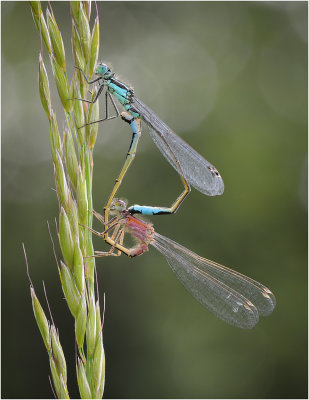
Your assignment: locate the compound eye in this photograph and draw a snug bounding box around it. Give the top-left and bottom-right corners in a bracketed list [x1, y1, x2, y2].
[118, 200, 126, 209]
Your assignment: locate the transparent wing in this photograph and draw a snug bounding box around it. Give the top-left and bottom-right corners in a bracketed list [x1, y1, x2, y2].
[131, 97, 224, 196]
[152, 232, 276, 329]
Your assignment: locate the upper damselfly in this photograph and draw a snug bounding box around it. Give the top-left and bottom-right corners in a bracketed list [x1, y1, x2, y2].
[72, 64, 224, 225]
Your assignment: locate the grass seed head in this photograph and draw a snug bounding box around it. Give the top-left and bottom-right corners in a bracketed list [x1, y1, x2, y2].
[83, 1, 91, 21]
[31, 287, 51, 352]
[60, 261, 82, 317]
[46, 8, 66, 70]
[84, 241, 95, 277]
[70, 1, 81, 28]
[50, 357, 61, 397]
[59, 375, 70, 399]
[39, 53, 52, 119]
[78, 6, 91, 62]
[50, 325, 67, 383]
[29, 1, 41, 16]
[86, 292, 96, 357]
[88, 16, 99, 79]
[87, 86, 99, 148]
[75, 295, 87, 350]
[49, 111, 62, 164]
[50, 55, 72, 112]
[59, 206, 75, 269]
[55, 151, 71, 211]
[74, 245, 85, 294]
[73, 89, 86, 144]
[72, 24, 85, 71]
[77, 358, 92, 399]
[64, 126, 78, 191]
[95, 300, 102, 337]
[77, 166, 88, 225]
[31, 7, 52, 54]
[67, 198, 80, 242]
[93, 332, 105, 397]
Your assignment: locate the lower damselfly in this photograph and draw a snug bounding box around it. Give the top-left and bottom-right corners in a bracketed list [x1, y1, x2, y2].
[85, 198, 276, 330]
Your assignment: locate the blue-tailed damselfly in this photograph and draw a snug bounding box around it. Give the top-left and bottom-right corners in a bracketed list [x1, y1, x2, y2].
[72, 64, 224, 225]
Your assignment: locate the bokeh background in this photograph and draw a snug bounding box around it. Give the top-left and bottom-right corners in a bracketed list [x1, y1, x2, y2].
[2, 1, 307, 398]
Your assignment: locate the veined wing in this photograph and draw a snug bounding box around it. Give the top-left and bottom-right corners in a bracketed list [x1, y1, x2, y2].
[152, 232, 276, 329]
[131, 97, 224, 196]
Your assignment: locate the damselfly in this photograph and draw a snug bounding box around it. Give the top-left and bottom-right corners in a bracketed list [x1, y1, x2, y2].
[86, 198, 276, 329]
[72, 64, 224, 224]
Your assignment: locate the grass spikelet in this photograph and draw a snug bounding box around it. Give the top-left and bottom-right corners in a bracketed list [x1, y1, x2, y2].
[50, 54, 72, 112]
[39, 52, 52, 119]
[30, 1, 52, 54]
[31, 287, 51, 352]
[86, 292, 96, 358]
[78, 6, 91, 62]
[89, 15, 99, 79]
[72, 24, 85, 71]
[50, 325, 67, 383]
[76, 166, 88, 226]
[54, 151, 71, 211]
[75, 295, 87, 350]
[87, 86, 99, 147]
[74, 245, 85, 293]
[60, 261, 81, 317]
[70, 2, 80, 28]
[72, 88, 86, 142]
[63, 126, 78, 191]
[49, 112, 62, 163]
[46, 8, 66, 70]
[93, 330, 105, 398]
[50, 357, 69, 399]
[59, 207, 75, 269]
[77, 358, 92, 399]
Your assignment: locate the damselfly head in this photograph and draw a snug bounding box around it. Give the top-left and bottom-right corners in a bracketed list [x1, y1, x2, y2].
[96, 63, 113, 79]
[110, 198, 127, 215]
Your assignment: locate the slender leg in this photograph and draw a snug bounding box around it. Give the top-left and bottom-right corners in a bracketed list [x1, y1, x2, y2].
[90, 226, 124, 258]
[74, 66, 102, 85]
[78, 91, 121, 129]
[107, 92, 120, 118]
[81, 215, 121, 239]
[89, 211, 132, 257]
[111, 227, 125, 257]
[70, 82, 105, 105]
[102, 111, 190, 224]
[121, 117, 190, 216]
[81, 225, 105, 239]
[91, 223, 134, 258]
[106, 226, 125, 257]
[84, 215, 126, 257]
[91, 210, 116, 226]
[104, 114, 142, 237]
[128, 170, 191, 216]
[104, 233, 132, 257]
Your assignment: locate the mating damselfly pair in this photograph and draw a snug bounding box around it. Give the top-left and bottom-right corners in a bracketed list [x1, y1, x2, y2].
[73, 63, 276, 329]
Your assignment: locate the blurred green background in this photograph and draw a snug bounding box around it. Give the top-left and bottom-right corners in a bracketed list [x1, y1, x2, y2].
[2, 1, 307, 398]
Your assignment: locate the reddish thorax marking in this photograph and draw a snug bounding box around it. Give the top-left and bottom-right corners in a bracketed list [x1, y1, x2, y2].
[120, 212, 155, 257]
